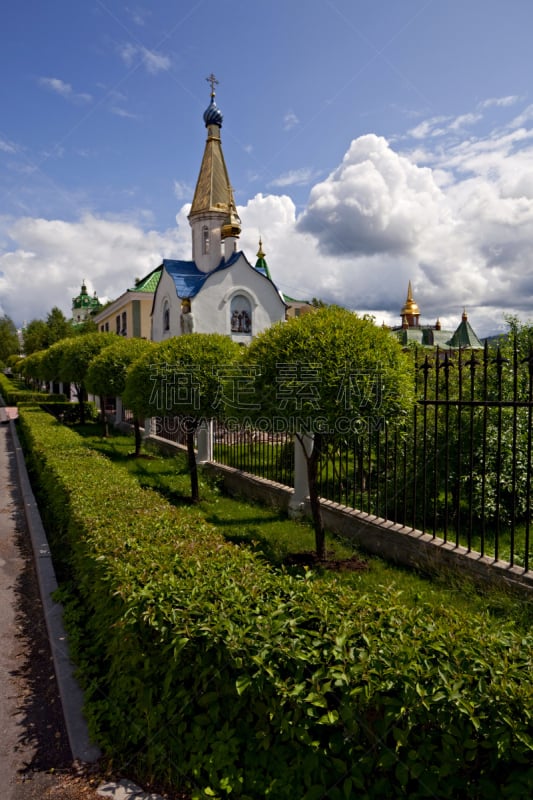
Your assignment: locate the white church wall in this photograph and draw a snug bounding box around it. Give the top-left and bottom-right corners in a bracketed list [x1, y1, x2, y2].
[191, 255, 285, 338]
[151, 270, 182, 341]
[151, 255, 286, 342]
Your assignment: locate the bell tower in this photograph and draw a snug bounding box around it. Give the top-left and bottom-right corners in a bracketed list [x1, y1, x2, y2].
[188, 75, 241, 273]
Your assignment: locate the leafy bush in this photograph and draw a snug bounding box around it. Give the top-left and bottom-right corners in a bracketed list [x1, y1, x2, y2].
[39, 400, 98, 424]
[0, 372, 65, 405]
[19, 407, 533, 799]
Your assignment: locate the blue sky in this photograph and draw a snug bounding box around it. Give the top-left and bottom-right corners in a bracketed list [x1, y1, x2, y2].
[2, 0, 533, 337]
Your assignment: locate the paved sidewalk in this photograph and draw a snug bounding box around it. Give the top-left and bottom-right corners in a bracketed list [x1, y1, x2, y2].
[0, 420, 78, 797]
[0, 405, 18, 423]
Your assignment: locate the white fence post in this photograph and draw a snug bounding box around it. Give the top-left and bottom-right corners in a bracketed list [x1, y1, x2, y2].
[289, 433, 313, 518]
[196, 419, 213, 463]
[143, 417, 153, 438]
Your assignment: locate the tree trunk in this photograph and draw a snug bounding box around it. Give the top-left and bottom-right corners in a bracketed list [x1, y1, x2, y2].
[100, 395, 108, 438]
[305, 432, 326, 559]
[186, 424, 199, 503]
[133, 417, 142, 457]
[78, 383, 85, 425]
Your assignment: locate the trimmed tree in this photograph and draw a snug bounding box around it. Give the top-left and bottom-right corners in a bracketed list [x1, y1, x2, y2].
[86, 337, 155, 445]
[243, 306, 414, 559]
[40, 339, 67, 382]
[124, 333, 242, 502]
[20, 349, 47, 389]
[55, 332, 117, 424]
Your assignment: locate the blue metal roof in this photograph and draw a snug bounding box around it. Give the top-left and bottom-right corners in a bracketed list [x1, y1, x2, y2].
[162, 251, 242, 298]
[203, 97, 223, 127]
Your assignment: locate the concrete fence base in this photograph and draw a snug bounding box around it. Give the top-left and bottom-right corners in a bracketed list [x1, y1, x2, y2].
[122, 425, 533, 597]
[201, 456, 533, 596]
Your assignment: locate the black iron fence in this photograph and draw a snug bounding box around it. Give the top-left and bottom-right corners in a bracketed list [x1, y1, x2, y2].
[145, 342, 533, 572]
[212, 422, 294, 487]
[144, 415, 295, 486]
[316, 344, 532, 571]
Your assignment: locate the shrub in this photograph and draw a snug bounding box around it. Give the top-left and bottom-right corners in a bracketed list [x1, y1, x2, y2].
[0, 373, 65, 405]
[39, 400, 98, 424]
[19, 407, 533, 799]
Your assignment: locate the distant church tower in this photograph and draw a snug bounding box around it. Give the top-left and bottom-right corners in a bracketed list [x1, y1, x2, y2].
[401, 281, 421, 329]
[72, 280, 101, 325]
[188, 73, 241, 273]
[392, 281, 482, 349]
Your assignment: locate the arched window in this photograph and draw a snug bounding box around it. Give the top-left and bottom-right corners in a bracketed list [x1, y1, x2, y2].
[230, 294, 252, 334]
[163, 301, 170, 332]
[202, 225, 210, 255]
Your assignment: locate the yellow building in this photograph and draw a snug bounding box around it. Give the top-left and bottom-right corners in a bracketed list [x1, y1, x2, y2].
[93, 267, 162, 339]
[284, 299, 315, 319]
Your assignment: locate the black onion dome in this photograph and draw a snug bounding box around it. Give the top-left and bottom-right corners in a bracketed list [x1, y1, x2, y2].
[203, 96, 223, 127]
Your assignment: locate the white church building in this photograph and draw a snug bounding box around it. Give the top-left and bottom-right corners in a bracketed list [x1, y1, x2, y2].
[151, 75, 286, 342]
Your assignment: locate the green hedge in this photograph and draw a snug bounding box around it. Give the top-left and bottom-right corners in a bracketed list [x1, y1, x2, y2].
[0, 372, 65, 405]
[38, 400, 98, 424]
[0, 372, 96, 423]
[19, 407, 533, 799]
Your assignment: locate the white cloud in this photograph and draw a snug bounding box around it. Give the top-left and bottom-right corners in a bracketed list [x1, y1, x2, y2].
[141, 48, 171, 74]
[119, 43, 138, 66]
[109, 106, 138, 119]
[505, 103, 533, 130]
[408, 116, 449, 139]
[298, 134, 451, 258]
[126, 6, 150, 26]
[118, 43, 171, 74]
[283, 111, 299, 131]
[269, 168, 319, 188]
[173, 181, 192, 200]
[0, 214, 181, 326]
[288, 122, 533, 334]
[478, 95, 521, 110]
[0, 138, 17, 154]
[38, 77, 92, 104]
[409, 111, 482, 140]
[448, 112, 482, 131]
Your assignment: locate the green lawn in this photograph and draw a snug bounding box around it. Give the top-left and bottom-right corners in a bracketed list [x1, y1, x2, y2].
[77, 423, 532, 632]
[206, 435, 533, 568]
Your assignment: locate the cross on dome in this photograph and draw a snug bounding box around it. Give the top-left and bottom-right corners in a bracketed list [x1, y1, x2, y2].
[206, 73, 219, 97]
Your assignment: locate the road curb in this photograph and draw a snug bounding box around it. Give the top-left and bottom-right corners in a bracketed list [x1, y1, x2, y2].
[10, 418, 102, 764]
[10, 418, 168, 800]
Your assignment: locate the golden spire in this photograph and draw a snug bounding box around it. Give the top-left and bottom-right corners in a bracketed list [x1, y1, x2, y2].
[400, 281, 420, 328]
[254, 236, 272, 280]
[401, 281, 419, 314]
[189, 75, 232, 219]
[221, 185, 241, 240]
